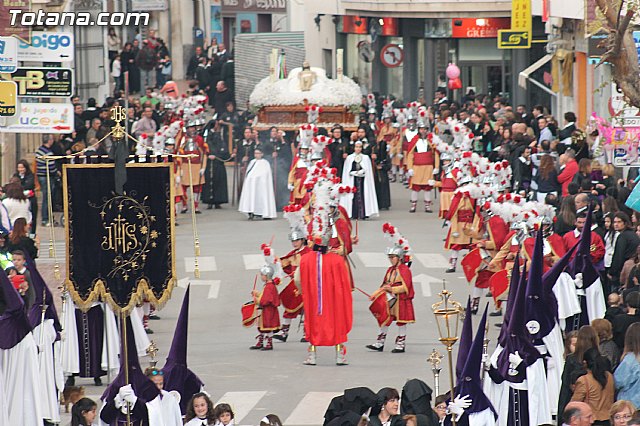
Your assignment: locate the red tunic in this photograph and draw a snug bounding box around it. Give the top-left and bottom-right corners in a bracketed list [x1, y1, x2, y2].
[257, 281, 280, 332]
[523, 234, 567, 273]
[279, 246, 311, 318]
[373, 264, 415, 324]
[299, 251, 353, 346]
[562, 230, 605, 264]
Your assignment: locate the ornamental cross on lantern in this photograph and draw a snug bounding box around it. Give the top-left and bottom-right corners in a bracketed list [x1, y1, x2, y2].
[110, 105, 127, 141]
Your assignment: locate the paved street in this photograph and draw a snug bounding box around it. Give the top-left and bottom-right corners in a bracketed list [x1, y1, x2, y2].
[54, 171, 495, 425]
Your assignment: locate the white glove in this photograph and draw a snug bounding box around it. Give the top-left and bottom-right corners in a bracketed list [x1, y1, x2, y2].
[118, 384, 138, 406]
[398, 153, 403, 159]
[176, 175, 181, 185]
[433, 168, 440, 174]
[349, 171, 358, 177]
[448, 394, 472, 417]
[407, 169, 414, 177]
[574, 273, 584, 289]
[389, 153, 394, 159]
[428, 179, 436, 186]
[508, 351, 524, 369]
[288, 184, 294, 191]
[546, 356, 555, 370]
[199, 168, 205, 176]
[114, 394, 126, 410]
[60, 330, 66, 342]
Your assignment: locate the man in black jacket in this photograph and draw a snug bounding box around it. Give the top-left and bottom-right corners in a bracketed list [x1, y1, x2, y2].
[212, 81, 234, 115]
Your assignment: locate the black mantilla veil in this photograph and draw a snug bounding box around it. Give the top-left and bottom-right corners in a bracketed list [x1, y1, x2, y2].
[63, 162, 176, 314]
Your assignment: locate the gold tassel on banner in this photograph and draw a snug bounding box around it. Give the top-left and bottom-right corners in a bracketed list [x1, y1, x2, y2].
[45, 160, 61, 280]
[186, 156, 201, 279]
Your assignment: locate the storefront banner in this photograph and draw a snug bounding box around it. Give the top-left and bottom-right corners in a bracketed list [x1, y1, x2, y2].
[511, 0, 532, 31]
[451, 18, 511, 38]
[0, 37, 18, 73]
[1, 67, 73, 98]
[221, 0, 286, 13]
[131, 0, 167, 11]
[0, 1, 31, 43]
[211, 1, 223, 44]
[0, 102, 73, 133]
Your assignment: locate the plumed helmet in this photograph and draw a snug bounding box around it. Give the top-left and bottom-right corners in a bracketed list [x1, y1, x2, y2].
[440, 152, 453, 162]
[386, 245, 405, 257]
[289, 227, 306, 242]
[260, 264, 275, 279]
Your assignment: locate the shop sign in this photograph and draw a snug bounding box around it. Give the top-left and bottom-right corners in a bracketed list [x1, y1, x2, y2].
[0, 37, 18, 73]
[451, 18, 511, 38]
[609, 83, 640, 128]
[610, 127, 640, 166]
[340, 15, 368, 34]
[17, 31, 74, 63]
[380, 44, 404, 68]
[0, 81, 17, 117]
[131, 0, 167, 11]
[511, 0, 532, 31]
[498, 30, 531, 49]
[1, 67, 73, 98]
[0, 1, 31, 43]
[0, 102, 73, 133]
[221, 0, 286, 13]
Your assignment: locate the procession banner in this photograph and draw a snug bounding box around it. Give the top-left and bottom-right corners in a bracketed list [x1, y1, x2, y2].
[63, 163, 176, 314]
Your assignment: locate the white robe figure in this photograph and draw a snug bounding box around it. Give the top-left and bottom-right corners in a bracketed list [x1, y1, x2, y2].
[98, 387, 183, 426]
[0, 362, 9, 425]
[34, 318, 64, 423]
[484, 346, 551, 426]
[61, 296, 120, 378]
[132, 305, 152, 356]
[540, 324, 565, 416]
[0, 331, 44, 426]
[340, 152, 379, 218]
[552, 272, 582, 330]
[238, 158, 277, 219]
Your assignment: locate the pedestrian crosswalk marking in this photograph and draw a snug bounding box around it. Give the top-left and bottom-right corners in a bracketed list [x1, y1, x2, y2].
[414, 253, 449, 268]
[215, 391, 267, 424]
[356, 252, 390, 267]
[243, 254, 265, 270]
[413, 273, 438, 297]
[185, 256, 217, 273]
[284, 392, 342, 425]
[177, 278, 220, 299]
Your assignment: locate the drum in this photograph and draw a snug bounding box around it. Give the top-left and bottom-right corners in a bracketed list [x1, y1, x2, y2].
[369, 292, 392, 327]
[461, 248, 491, 282]
[279, 281, 304, 314]
[241, 301, 260, 328]
[489, 269, 510, 303]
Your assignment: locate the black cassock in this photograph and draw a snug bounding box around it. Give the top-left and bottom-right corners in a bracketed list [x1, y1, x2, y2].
[202, 124, 229, 207]
[350, 159, 367, 220]
[374, 139, 391, 210]
[273, 138, 292, 211]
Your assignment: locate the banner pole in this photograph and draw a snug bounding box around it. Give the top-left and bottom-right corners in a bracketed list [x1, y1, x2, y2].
[120, 311, 132, 426]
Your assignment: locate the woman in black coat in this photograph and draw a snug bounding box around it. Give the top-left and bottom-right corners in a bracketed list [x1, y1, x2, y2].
[13, 159, 37, 234]
[121, 43, 140, 94]
[609, 211, 640, 293]
[373, 137, 391, 210]
[202, 120, 230, 209]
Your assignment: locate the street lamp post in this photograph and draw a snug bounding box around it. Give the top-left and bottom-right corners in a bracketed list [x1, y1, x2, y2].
[431, 280, 463, 426]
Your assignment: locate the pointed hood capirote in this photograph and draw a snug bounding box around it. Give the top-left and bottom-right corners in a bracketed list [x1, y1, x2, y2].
[0, 268, 32, 349]
[455, 304, 497, 418]
[161, 286, 204, 414]
[456, 297, 473, 384]
[102, 316, 160, 404]
[24, 252, 61, 331]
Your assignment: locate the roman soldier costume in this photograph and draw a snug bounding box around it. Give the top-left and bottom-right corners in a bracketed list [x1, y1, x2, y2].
[249, 246, 282, 351]
[177, 113, 208, 214]
[406, 116, 439, 213]
[273, 204, 311, 343]
[366, 223, 415, 354]
[444, 185, 479, 273]
[295, 162, 353, 366]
